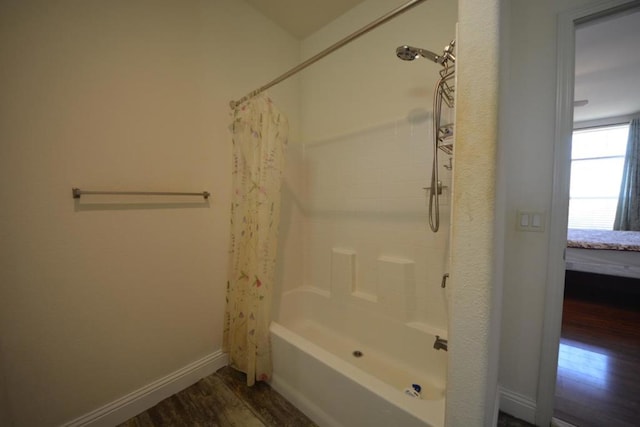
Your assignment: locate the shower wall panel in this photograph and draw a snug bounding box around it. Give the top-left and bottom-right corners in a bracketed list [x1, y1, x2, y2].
[285, 0, 458, 333]
[301, 120, 451, 330]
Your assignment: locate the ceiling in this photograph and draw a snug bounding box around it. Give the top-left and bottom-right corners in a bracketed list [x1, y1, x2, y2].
[574, 7, 640, 123]
[244, 0, 367, 38]
[245, 1, 640, 123]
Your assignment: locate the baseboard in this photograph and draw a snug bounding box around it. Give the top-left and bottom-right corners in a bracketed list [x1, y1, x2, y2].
[498, 386, 536, 424]
[61, 350, 228, 427]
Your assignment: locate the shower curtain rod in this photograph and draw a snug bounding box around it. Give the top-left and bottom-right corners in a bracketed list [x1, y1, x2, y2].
[229, 0, 427, 109]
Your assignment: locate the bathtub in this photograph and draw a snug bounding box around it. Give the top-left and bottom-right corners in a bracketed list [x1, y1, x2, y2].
[269, 287, 447, 427]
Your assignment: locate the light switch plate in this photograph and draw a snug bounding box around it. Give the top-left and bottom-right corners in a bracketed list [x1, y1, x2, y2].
[517, 210, 546, 232]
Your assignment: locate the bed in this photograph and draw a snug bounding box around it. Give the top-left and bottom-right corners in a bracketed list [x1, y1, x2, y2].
[566, 229, 640, 279]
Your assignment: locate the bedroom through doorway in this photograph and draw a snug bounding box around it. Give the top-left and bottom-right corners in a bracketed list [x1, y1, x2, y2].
[553, 6, 640, 427]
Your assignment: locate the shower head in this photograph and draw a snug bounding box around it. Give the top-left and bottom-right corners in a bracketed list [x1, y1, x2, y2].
[396, 41, 456, 66]
[396, 45, 440, 63]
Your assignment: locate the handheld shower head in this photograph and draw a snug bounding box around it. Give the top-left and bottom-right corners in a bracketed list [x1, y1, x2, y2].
[396, 45, 440, 63]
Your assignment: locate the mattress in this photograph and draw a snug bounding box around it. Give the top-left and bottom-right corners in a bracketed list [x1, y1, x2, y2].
[566, 229, 640, 279]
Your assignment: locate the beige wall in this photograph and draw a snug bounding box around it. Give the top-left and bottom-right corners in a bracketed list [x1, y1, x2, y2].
[499, 0, 559, 404]
[0, 1, 299, 425]
[0, 356, 10, 426]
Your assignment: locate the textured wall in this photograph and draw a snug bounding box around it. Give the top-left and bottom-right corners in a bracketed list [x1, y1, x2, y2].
[447, 0, 501, 425]
[0, 1, 300, 425]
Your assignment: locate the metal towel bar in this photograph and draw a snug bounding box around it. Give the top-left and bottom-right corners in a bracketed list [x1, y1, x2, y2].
[72, 188, 210, 200]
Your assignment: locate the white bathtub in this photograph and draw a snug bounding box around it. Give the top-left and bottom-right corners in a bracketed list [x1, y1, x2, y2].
[270, 287, 447, 427]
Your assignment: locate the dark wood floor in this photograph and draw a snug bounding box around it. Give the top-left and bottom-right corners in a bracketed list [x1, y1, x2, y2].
[554, 271, 640, 427]
[119, 367, 317, 427]
[498, 411, 535, 427]
[120, 366, 534, 426]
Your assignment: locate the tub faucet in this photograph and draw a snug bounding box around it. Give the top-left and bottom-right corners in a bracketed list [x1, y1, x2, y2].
[433, 336, 448, 351]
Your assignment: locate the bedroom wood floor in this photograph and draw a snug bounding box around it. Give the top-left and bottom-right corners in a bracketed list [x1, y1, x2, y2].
[554, 271, 640, 427]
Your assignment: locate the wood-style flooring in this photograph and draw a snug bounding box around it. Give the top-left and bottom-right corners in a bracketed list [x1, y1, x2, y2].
[498, 411, 535, 427]
[120, 366, 534, 426]
[554, 271, 640, 427]
[119, 367, 317, 427]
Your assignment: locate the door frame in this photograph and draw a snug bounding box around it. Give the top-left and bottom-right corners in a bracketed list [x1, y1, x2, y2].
[535, 1, 640, 425]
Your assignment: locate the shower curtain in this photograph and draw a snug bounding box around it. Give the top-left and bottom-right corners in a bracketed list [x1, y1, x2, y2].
[614, 118, 640, 231]
[223, 94, 288, 386]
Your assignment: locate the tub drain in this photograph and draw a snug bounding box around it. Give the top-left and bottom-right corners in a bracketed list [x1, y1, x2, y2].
[352, 350, 363, 358]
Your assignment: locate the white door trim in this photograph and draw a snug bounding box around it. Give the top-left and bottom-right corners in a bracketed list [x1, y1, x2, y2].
[535, 1, 639, 425]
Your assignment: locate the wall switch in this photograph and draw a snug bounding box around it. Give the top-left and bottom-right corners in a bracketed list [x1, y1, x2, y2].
[517, 210, 545, 232]
[531, 213, 542, 228]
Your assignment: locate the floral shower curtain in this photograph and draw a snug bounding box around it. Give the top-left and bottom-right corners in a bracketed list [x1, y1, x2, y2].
[614, 118, 640, 231]
[223, 94, 288, 386]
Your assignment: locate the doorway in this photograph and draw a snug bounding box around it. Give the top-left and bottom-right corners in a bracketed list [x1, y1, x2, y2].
[536, 1, 640, 426]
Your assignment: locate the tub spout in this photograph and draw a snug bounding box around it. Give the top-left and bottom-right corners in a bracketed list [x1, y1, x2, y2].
[433, 336, 448, 351]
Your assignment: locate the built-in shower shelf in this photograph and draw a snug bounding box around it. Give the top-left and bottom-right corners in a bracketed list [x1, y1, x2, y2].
[437, 140, 454, 155]
[437, 124, 454, 155]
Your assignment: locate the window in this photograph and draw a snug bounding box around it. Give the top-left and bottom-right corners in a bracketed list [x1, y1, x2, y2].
[568, 124, 629, 229]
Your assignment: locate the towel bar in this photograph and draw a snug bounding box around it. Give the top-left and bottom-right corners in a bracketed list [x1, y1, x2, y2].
[72, 188, 210, 200]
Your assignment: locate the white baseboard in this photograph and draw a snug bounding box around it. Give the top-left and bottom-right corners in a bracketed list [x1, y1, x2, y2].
[61, 350, 228, 427]
[498, 386, 536, 424]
